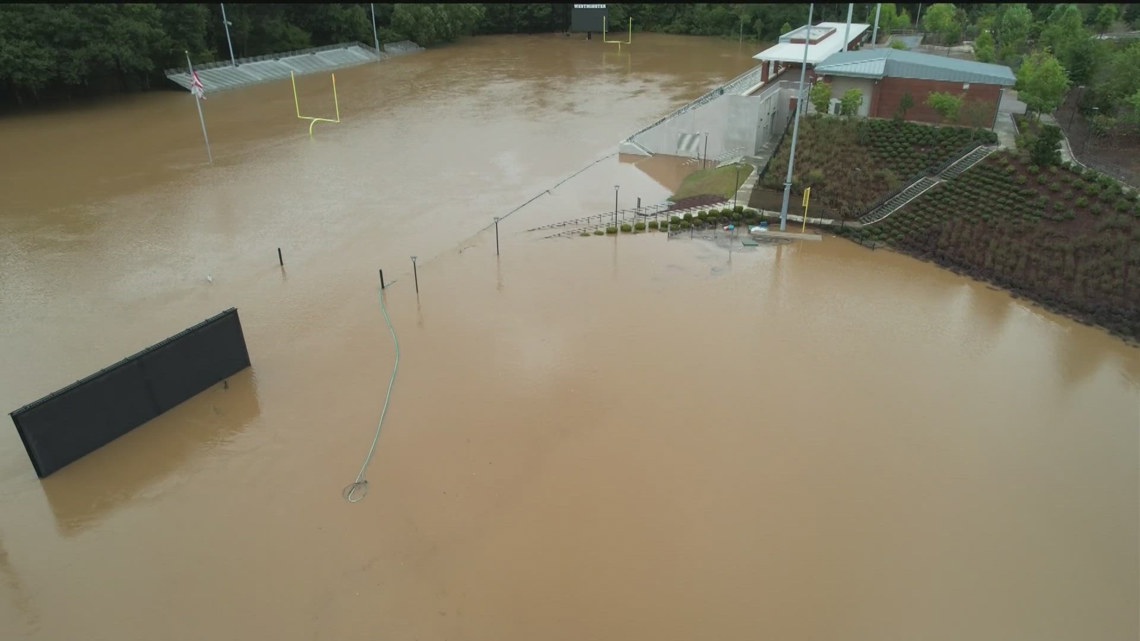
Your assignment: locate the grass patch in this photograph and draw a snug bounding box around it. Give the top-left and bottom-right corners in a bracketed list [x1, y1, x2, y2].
[671, 163, 753, 201]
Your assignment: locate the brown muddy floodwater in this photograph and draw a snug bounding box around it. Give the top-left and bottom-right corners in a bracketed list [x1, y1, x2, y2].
[0, 34, 1137, 641]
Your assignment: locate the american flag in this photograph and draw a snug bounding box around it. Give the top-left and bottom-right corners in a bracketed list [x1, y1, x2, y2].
[190, 71, 206, 100]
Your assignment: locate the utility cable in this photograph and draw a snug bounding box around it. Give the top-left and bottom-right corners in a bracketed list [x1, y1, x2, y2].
[343, 287, 401, 503]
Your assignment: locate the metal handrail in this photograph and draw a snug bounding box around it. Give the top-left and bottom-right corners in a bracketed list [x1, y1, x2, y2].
[623, 65, 775, 144]
[930, 141, 983, 176]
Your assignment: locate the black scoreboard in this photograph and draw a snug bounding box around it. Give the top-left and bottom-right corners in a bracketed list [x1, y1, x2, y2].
[570, 4, 608, 33]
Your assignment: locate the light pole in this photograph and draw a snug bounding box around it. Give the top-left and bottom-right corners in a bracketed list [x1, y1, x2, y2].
[370, 3, 381, 56]
[702, 132, 710, 170]
[779, 2, 814, 232]
[494, 217, 500, 256]
[220, 4, 237, 67]
[613, 185, 620, 231]
[411, 256, 419, 294]
[733, 164, 741, 209]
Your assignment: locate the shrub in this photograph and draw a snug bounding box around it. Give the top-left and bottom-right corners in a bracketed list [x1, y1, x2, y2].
[634, 222, 646, 231]
[1075, 196, 1089, 208]
[580, 232, 591, 237]
[593, 230, 605, 236]
[605, 226, 617, 234]
[1028, 165, 1040, 174]
[1014, 174, 1028, 185]
[682, 213, 692, 221]
[1089, 202, 1103, 215]
[669, 216, 681, 224]
[1048, 181, 1062, 192]
[647, 221, 659, 230]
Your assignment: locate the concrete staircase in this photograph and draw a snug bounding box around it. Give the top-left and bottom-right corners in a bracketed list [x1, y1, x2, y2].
[858, 176, 941, 226]
[939, 144, 997, 180]
[858, 144, 999, 226]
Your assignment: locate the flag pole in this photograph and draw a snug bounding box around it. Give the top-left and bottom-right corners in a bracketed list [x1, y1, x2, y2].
[186, 51, 213, 164]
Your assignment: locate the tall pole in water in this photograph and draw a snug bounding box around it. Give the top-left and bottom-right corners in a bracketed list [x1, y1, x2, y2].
[370, 3, 381, 56]
[872, 3, 882, 46]
[220, 4, 237, 67]
[843, 2, 854, 51]
[779, 2, 814, 232]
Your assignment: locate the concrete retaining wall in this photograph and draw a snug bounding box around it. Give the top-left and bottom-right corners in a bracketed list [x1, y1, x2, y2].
[626, 79, 798, 161]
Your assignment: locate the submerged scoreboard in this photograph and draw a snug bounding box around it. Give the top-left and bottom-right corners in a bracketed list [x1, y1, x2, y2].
[571, 4, 608, 32]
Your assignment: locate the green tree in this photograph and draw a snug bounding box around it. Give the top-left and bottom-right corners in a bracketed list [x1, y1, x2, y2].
[1094, 4, 1118, 34]
[1030, 124, 1064, 166]
[890, 39, 909, 50]
[1107, 42, 1140, 103]
[876, 3, 913, 37]
[895, 91, 915, 121]
[1040, 4, 1090, 77]
[779, 21, 793, 36]
[926, 91, 964, 122]
[974, 29, 996, 62]
[840, 88, 863, 116]
[809, 81, 832, 115]
[994, 3, 1032, 63]
[1016, 51, 1071, 118]
[923, 3, 963, 46]
[391, 3, 483, 47]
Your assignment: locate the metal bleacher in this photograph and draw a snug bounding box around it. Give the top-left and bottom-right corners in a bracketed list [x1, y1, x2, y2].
[164, 41, 424, 94]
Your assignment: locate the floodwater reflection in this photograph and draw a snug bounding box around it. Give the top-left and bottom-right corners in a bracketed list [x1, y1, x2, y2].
[40, 369, 262, 537]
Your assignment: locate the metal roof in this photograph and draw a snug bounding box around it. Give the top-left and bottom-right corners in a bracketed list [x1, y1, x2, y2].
[814, 48, 1016, 86]
[753, 22, 871, 65]
[165, 42, 423, 94]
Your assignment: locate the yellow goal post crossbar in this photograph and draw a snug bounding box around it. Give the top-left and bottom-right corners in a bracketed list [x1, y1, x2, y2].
[602, 16, 632, 51]
[291, 70, 341, 137]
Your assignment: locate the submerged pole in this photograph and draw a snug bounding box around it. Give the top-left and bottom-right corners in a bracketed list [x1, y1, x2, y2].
[779, 2, 814, 232]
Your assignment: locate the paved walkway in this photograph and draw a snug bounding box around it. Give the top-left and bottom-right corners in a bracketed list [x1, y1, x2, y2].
[994, 89, 1026, 150]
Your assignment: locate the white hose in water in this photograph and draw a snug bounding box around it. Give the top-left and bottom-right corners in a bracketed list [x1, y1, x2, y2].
[343, 287, 401, 503]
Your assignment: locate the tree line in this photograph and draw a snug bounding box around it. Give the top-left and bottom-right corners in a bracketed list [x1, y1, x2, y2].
[913, 3, 1140, 138]
[0, 3, 951, 109]
[2, 3, 1139, 114]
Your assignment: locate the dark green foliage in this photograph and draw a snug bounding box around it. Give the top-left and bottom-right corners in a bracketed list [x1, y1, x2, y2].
[1030, 124, 1064, 167]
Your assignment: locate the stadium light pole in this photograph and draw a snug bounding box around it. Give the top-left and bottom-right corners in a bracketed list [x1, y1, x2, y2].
[220, 4, 237, 67]
[779, 2, 814, 232]
[370, 4, 381, 56]
[734, 164, 741, 209]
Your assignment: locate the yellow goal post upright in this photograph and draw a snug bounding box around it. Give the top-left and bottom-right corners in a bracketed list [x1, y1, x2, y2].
[602, 15, 632, 52]
[291, 70, 341, 137]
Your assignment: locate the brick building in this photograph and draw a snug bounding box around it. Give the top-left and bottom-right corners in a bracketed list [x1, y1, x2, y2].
[812, 49, 1016, 128]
